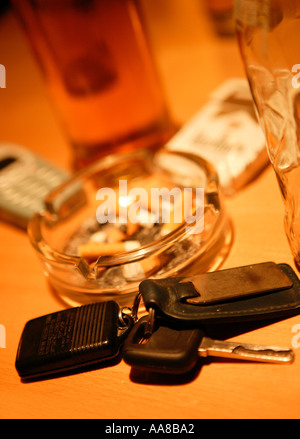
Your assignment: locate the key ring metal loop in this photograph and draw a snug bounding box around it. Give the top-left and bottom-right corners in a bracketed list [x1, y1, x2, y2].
[120, 292, 156, 339]
[130, 291, 142, 323]
[119, 292, 142, 327]
[118, 306, 132, 327]
[143, 307, 155, 340]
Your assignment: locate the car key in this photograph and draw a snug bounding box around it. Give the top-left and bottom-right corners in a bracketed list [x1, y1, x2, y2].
[122, 316, 294, 374]
[15, 300, 133, 380]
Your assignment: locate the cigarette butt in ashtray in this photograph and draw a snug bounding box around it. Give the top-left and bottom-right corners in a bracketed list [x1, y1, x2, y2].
[106, 227, 127, 243]
[130, 179, 195, 234]
[122, 252, 170, 281]
[78, 240, 140, 262]
[126, 220, 140, 236]
[89, 222, 135, 244]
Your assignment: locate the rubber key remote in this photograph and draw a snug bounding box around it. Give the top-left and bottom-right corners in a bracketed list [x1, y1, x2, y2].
[15, 301, 133, 380]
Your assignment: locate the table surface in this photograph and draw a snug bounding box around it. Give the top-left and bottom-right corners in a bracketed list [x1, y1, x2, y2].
[1, 2, 300, 420]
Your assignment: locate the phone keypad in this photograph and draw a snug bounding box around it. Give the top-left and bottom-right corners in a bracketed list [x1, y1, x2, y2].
[0, 161, 68, 225]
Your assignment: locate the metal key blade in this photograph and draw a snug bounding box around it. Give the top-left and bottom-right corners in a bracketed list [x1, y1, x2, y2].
[198, 337, 295, 364]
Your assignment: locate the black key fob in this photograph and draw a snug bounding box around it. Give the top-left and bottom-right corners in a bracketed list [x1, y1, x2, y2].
[139, 262, 300, 324]
[15, 301, 133, 380]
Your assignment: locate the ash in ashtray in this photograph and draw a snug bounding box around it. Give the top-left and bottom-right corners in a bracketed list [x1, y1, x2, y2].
[63, 214, 201, 284]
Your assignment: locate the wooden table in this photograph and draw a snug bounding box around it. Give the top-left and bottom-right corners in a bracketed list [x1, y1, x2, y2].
[1, 2, 299, 420]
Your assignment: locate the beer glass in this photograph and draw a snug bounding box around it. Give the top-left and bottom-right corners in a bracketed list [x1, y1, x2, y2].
[235, 0, 300, 266]
[12, 0, 172, 168]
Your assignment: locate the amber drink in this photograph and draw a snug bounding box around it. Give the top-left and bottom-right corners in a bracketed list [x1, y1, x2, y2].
[12, 0, 172, 167]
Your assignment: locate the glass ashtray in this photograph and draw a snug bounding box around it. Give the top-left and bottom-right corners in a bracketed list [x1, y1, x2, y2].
[28, 148, 233, 307]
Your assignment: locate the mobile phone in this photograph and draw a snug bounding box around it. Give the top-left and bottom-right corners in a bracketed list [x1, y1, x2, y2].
[0, 142, 71, 229]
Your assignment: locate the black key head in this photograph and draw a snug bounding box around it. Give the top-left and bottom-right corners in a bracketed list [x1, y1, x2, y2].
[123, 316, 204, 374]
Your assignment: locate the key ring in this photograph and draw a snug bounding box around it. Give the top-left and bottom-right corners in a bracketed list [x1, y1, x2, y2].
[118, 306, 133, 327]
[131, 291, 142, 323]
[118, 292, 141, 327]
[120, 292, 156, 338]
[143, 306, 155, 340]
